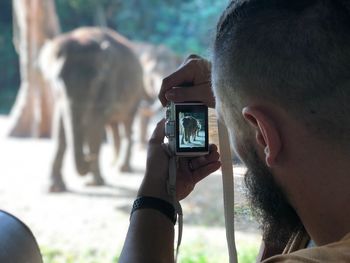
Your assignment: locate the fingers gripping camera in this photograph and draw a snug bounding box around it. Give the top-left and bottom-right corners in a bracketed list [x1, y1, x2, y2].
[165, 102, 209, 156]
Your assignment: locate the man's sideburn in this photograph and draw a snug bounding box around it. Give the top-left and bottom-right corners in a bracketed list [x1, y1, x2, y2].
[242, 143, 304, 247]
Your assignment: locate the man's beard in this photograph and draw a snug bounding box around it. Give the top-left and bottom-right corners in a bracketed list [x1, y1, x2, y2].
[243, 146, 303, 247]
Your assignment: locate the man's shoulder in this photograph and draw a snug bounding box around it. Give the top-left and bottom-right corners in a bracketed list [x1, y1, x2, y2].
[262, 233, 350, 263]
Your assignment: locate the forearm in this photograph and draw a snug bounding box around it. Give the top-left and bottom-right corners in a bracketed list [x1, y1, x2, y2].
[119, 119, 220, 262]
[119, 208, 175, 263]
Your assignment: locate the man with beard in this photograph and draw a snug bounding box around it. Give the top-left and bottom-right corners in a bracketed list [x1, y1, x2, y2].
[120, 0, 350, 262]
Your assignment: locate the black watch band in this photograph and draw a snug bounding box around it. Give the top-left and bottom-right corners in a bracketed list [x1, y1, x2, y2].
[131, 196, 176, 225]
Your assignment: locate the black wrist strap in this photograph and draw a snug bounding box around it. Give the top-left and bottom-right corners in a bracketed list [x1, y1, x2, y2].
[130, 196, 176, 225]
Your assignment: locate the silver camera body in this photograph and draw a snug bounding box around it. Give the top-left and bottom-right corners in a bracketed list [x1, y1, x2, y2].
[165, 102, 209, 156]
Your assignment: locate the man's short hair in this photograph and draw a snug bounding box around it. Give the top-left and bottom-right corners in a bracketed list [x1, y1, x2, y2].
[214, 0, 350, 144]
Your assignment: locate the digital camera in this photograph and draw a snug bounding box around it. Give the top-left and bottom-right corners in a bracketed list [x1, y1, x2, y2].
[165, 102, 209, 156]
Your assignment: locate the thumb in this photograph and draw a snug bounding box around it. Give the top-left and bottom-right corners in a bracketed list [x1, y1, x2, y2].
[149, 119, 166, 144]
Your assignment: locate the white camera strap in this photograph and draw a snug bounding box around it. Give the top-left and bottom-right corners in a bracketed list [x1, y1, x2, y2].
[168, 155, 183, 263]
[162, 145, 183, 263]
[217, 119, 238, 263]
[162, 119, 237, 263]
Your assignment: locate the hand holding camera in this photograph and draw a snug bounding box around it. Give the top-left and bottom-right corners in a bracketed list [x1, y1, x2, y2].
[162, 55, 213, 157]
[139, 119, 221, 201]
[139, 55, 220, 201]
[158, 55, 215, 108]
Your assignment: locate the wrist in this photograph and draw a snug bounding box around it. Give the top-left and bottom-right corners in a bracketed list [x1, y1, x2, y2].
[138, 175, 172, 203]
[131, 196, 176, 225]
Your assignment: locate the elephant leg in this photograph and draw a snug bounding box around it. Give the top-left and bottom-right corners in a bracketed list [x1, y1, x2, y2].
[109, 122, 120, 164]
[86, 126, 105, 186]
[49, 114, 67, 192]
[120, 118, 134, 172]
[180, 125, 184, 144]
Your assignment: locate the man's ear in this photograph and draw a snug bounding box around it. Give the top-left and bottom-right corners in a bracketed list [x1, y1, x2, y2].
[242, 106, 282, 167]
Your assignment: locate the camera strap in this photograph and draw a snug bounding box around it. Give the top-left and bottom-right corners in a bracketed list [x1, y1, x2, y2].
[217, 119, 238, 263]
[168, 155, 183, 263]
[162, 119, 237, 263]
[162, 144, 183, 263]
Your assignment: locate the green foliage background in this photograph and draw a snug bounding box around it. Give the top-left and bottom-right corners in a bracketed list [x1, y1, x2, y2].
[0, 1, 20, 114]
[0, 0, 228, 114]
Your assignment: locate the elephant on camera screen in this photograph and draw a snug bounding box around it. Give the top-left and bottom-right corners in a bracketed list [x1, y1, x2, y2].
[181, 116, 201, 144]
[40, 27, 150, 192]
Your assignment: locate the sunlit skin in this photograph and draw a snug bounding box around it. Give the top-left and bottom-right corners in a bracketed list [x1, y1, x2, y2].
[120, 56, 220, 263]
[120, 118, 221, 262]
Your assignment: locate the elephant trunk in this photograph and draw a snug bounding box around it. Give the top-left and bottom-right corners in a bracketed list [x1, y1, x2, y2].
[69, 105, 90, 176]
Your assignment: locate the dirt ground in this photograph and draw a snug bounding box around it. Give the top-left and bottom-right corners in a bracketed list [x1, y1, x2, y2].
[0, 115, 261, 261]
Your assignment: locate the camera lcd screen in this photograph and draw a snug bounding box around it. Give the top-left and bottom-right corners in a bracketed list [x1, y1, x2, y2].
[175, 104, 208, 154]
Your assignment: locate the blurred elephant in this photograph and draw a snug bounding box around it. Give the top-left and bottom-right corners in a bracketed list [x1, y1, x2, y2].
[181, 116, 201, 144]
[131, 43, 183, 145]
[40, 27, 150, 192]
